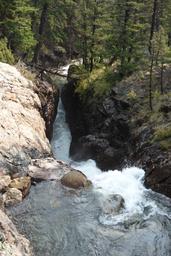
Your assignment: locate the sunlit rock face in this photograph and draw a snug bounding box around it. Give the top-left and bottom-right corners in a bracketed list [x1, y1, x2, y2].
[0, 62, 51, 175]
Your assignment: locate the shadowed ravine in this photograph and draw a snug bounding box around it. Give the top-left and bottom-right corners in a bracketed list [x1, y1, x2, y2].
[8, 75, 171, 256]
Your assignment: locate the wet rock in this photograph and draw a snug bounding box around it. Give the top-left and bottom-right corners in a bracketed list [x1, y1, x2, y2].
[77, 135, 126, 170]
[9, 177, 31, 198]
[28, 158, 72, 181]
[3, 188, 22, 206]
[0, 175, 11, 192]
[132, 125, 171, 197]
[35, 80, 59, 141]
[0, 209, 32, 255]
[61, 170, 92, 189]
[102, 194, 125, 215]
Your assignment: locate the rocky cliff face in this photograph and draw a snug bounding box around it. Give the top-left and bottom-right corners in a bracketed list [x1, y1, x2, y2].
[0, 63, 54, 176]
[35, 79, 59, 141]
[62, 82, 131, 170]
[62, 65, 171, 198]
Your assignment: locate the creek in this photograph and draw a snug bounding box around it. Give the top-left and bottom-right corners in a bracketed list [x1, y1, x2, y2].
[8, 67, 171, 256]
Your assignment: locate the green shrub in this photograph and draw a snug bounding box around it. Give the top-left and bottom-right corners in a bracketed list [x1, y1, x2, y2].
[160, 139, 171, 150]
[153, 124, 171, 142]
[75, 67, 114, 97]
[127, 90, 137, 100]
[0, 38, 15, 64]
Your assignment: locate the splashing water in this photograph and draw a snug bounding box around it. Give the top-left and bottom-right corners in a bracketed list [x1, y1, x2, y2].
[72, 160, 160, 225]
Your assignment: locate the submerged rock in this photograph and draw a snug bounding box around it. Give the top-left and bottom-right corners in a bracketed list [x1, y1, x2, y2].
[61, 170, 92, 189]
[101, 194, 125, 215]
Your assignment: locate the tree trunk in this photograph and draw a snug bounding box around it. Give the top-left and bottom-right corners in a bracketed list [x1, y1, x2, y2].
[90, 6, 96, 72]
[149, 0, 159, 54]
[160, 62, 164, 94]
[120, 2, 130, 76]
[149, 57, 154, 110]
[33, 2, 49, 64]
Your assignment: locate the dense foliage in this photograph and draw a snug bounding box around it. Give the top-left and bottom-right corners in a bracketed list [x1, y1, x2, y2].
[0, 0, 171, 107]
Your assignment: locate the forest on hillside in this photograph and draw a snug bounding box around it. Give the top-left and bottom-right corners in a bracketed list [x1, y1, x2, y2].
[0, 0, 171, 108]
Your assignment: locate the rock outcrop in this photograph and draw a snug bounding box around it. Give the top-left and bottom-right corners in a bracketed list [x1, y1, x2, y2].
[35, 80, 59, 141]
[28, 158, 74, 181]
[0, 209, 33, 255]
[62, 74, 130, 170]
[0, 62, 52, 175]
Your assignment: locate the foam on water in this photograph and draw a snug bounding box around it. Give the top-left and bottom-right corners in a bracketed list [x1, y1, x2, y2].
[72, 160, 159, 224]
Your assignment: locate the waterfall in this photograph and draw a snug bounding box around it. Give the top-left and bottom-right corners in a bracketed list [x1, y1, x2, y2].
[51, 98, 71, 163]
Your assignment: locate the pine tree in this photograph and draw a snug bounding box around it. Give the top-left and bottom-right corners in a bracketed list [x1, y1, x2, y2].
[0, 0, 36, 59]
[111, 0, 150, 76]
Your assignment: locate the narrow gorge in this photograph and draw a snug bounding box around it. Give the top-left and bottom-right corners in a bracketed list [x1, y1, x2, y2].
[0, 62, 170, 256]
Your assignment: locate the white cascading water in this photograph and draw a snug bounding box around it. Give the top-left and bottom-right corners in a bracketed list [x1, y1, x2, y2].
[51, 63, 165, 225]
[51, 98, 71, 163]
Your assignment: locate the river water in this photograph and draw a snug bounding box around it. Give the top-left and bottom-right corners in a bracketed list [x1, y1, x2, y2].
[8, 70, 171, 256]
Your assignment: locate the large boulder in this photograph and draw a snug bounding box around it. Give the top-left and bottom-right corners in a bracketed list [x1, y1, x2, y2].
[0, 62, 52, 175]
[61, 170, 92, 189]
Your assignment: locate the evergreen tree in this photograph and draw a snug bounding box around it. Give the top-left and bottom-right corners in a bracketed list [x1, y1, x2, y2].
[0, 0, 36, 59]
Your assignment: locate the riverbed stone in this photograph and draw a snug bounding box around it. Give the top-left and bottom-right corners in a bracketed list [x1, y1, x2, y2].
[3, 188, 22, 206]
[0, 175, 11, 192]
[9, 176, 31, 198]
[102, 194, 125, 215]
[61, 170, 92, 189]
